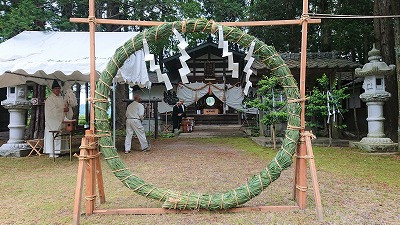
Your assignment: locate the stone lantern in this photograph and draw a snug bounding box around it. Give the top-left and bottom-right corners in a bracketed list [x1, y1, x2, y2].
[351, 45, 397, 152]
[0, 85, 31, 156]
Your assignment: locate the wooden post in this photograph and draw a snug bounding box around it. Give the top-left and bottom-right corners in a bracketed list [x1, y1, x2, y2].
[154, 101, 158, 139]
[85, 130, 96, 215]
[70, 1, 324, 222]
[292, 148, 299, 200]
[85, 0, 103, 215]
[304, 131, 324, 221]
[69, 132, 72, 161]
[95, 147, 106, 204]
[72, 138, 88, 225]
[88, 0, 96, 132]
[296, 0, 310, 210]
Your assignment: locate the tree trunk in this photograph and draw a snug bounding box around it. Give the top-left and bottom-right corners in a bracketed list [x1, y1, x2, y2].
[352, 72, 361, 139]
[106, 1, 121, 32]
[27, 84, 45, 139]
[37, 85, 45, 139]
[115, 83, 127, 130]
[393, 0, 400, 149]
[73, 84, 81, 122]
[328, 122, 332, 147]
[26, 85, 37, 139]
[374, 0, 398, 141]
[272, 124, 276, 150]
[319, 0, 332, 52]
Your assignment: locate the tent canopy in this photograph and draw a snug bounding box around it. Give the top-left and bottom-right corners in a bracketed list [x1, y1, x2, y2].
[0, 31, 150, 88]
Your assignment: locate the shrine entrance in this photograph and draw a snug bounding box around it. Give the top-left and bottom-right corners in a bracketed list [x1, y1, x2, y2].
[162, 38, 252, 125]
[196, 93, 223, 115]
[187, 93, 239, 125]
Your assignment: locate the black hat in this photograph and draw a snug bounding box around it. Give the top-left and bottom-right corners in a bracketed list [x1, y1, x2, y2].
[52, 80, 61, 89]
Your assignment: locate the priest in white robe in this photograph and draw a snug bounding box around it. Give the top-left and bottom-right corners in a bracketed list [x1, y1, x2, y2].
[44, 80, 69, 157]
[124, 94, 150, 153]
[63, 83, 78, 120]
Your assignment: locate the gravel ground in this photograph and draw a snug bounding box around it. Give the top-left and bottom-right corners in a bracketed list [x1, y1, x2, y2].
[0, 136, 399, 224]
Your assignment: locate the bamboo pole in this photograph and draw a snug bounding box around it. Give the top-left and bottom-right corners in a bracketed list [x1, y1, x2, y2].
[296, 0, 309, 210]
[69, 18, 321, 27]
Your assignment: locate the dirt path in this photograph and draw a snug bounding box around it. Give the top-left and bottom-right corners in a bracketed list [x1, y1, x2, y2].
[0, 137, 399, 224]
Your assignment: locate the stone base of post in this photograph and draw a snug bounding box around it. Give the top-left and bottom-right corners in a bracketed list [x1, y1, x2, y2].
[350, 138, 398, 152]
[0, 143, 31, 157]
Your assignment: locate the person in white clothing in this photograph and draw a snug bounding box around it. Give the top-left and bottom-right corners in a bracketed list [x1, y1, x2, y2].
[124, 94, 150, 153]
[44, 80, 69, 157]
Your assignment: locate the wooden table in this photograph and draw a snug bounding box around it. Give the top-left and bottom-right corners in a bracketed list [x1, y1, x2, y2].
[49, 130, 72, 162]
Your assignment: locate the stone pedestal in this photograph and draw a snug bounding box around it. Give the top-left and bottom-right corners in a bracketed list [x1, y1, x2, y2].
[0, 85, 31, 157]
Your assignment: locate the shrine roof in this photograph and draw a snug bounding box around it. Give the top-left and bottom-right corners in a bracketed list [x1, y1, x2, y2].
[162, 41, 245, 64]
[252, 52, 362, 71]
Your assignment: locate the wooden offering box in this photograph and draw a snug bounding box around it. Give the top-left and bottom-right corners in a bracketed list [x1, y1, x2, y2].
[203, 109, 219, 115]
[63, 119, 77, 132]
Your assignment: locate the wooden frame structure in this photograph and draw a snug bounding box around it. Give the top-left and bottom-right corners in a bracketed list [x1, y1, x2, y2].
[71, 0, 323, 224]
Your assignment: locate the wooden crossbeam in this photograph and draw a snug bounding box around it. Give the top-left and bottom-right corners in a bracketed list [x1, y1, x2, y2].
[70, 18, 321, 27]
[69, 18, 321, 27]
[93, 205, 300, 215]
[70, 0, 324, 224]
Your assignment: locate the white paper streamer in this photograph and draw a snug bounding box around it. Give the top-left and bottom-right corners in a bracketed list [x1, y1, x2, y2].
[244, 57, 254, 72]
[155, 67, 163, 82]
[245, 41, 256, 61]
[179, 59, 190, 83]
[173, 28, 188, 49]
[179, 59, 190, 75]
[150, 60, 160, 72]
[244, 81, 252, 96]
[228, 54, 234, 70]
[218, 26, 224, 48]
[178, 46, 190, 61]
[180, 74, 189, 84]
[222, 41, 231, 57]
[142, 39, 154, 61]
[173, 28, 190, 84]
[232, 63, 239, 78]
[162, 73, 173, 90]
[245, 69, 253, 82]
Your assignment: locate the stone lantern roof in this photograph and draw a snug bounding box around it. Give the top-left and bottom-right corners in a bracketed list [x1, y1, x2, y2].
[355, 45, 395, 77]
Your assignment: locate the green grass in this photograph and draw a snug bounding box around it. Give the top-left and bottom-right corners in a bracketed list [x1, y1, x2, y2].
[200, 137, 400, 188]
[314, 147, 400, 188]
[0, 137, 399, 224]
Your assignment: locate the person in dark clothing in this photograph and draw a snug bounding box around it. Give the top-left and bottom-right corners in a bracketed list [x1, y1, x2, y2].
[172, 99, 186, 133]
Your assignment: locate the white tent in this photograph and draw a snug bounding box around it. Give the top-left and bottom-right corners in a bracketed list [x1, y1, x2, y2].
[0, 31, 150, 88]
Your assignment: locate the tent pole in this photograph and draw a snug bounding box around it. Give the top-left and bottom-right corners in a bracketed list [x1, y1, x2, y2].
[148, 88, 151, 140]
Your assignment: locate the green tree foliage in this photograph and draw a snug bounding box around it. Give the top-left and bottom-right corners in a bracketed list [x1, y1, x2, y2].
[249, 0, 303, 52]
[306, 74, 349, 131]
[248, 76, 288, 126]
[51, 0, 89, 31]
[201, 0, 248, 22]
[247, 75, 287, 148]
[247, 76, 287, 128]
[0, 0, 53, 41]
[309, 0, 374, 63]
